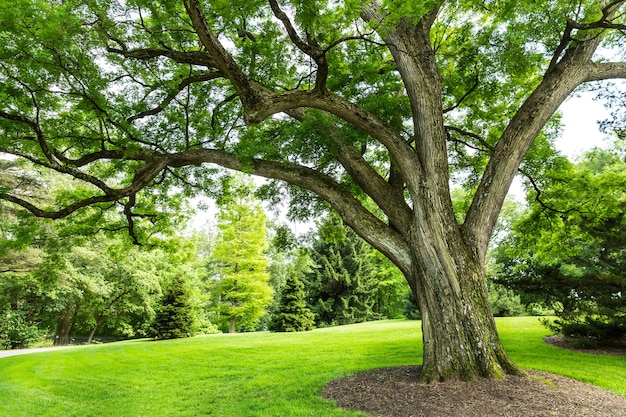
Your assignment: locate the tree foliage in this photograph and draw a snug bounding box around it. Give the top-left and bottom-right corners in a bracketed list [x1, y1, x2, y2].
[495, 144, 626, 344]
[269, 273, 315, 332]
[2, 0, 626, 381]
[209, 177, 273, 332]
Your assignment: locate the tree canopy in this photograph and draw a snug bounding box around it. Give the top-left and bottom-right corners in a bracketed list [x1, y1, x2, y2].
[2, 0, 626, 382]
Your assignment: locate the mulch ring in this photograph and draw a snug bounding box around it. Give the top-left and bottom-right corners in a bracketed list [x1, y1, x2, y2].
[322, 365, 626, 417]
[544, 334, 626, 356]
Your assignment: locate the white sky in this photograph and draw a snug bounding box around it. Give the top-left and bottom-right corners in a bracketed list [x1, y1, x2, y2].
[557, 90, 613, 159]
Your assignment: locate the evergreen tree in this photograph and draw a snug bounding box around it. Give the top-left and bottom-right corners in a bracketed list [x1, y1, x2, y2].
[304, 217, 381, 326]
[270, 273, 315, 332]
[210, 176, 273, 333]
[151, 275, 195, 340]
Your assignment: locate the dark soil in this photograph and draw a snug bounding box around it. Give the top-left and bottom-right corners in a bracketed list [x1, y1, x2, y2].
[323, 335, 626, 417]
[323, 366, 626, 417]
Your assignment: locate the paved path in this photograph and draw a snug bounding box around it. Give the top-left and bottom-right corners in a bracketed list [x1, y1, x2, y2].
[0, 345, 85, 359]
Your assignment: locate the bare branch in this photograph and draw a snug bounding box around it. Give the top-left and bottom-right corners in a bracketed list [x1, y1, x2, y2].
[445, 125, 494, 152]
[519, 167, 594, 216]
[443, 72, 480, 114]
[123, 194, 141, 245]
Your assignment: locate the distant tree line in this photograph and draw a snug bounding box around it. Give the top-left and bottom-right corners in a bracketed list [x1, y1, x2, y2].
[2, 146, 625, 348]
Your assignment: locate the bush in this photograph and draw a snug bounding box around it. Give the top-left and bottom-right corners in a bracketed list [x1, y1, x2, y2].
[0, 310, 41, 349]
[544, 316, 626, 348]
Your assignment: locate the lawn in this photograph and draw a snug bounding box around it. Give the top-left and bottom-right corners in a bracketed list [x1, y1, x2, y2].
[0, 317, 623, 416]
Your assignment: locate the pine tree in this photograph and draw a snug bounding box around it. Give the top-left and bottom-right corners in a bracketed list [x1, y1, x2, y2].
[151, 275, 195, 340]
[270, 273, 315, 332]
[305, 217, 381, 326]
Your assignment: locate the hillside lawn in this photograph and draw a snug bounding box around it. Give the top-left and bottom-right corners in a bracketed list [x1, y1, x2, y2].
[0, 317, 624, 417]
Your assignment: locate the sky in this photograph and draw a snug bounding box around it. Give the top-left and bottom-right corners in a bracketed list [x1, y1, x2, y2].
[557, 90, 614, 159]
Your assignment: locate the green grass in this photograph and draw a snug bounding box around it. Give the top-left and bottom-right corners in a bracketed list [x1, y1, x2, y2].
[0, 318, 623, 416]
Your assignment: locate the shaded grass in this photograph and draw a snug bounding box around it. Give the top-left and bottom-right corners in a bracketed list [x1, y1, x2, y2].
[0, 318, 623, 416]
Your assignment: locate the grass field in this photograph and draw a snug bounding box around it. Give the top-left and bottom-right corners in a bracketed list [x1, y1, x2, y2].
[0, 317, 624, 416]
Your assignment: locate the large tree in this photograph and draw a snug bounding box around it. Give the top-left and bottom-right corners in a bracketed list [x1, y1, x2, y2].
[1, 0, 626, 381]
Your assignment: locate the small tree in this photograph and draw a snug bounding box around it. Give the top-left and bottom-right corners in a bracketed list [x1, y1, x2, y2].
[151, 275, 195, 340]
[270, 273, 315, 332]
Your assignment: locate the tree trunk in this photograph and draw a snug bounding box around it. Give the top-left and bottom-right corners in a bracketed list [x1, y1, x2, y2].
[406, 215, 524, 383]
[54, 306, 72, 346]
[87, 314, 105, 344]
[229, 316, 236, 334]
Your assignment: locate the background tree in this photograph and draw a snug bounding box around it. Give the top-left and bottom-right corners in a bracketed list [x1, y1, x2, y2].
[269, 273, 315, 332]
[495, 144, 626, 345]
[369, 249, 411, 320]
[2, 0, 626, 381]
[209, 176, 273, 333]
[305, 216, 384, 326]
[151, 274, 195, 340]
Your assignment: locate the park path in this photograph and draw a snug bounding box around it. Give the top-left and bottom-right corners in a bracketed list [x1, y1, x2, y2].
[0, 345, 85, 359]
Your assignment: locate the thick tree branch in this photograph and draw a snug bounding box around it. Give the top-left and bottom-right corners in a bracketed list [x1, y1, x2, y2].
[285, 108, 414, 231]
[361, 1, 449, 203]
[3, 144, 413, 272]
[585, 61, 626, 81]
[3, 150, 174, 221]
[171, 148, 413, 273]
[464, 27, 608, 261]
[182, 0, 271, 121]
[107, 47, 218, 68]
[5, 193, 118, 219]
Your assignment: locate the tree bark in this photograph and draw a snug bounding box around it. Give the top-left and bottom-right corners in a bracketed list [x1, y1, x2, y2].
[229, 316, 236, 334]
[407, 235, 522, 382]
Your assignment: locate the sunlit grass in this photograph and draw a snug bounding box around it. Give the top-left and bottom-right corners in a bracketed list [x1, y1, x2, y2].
[0, 318, 623, 416]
